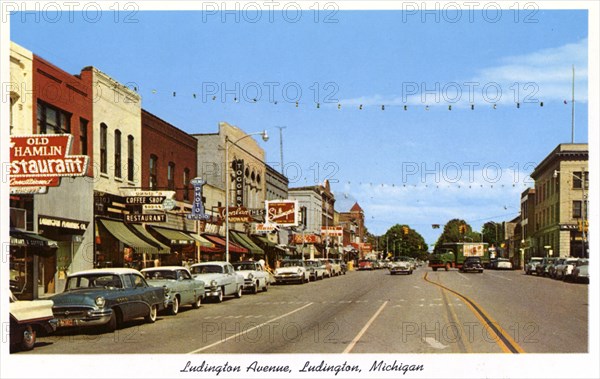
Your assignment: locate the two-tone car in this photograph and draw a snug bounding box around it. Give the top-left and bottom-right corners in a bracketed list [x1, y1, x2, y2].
[460, 256, 484, 273]
[9, 290, 57, 352]
[50, 268, 168, 333]
[274, 259, 309, 284]
[389, 258, 413, 275]
[189, 261, 244, 302]
[305, 259, 327, 281]
[141, 266, 205, 315]
[232, 261, 270, 293]
[554, 257, 580, 281]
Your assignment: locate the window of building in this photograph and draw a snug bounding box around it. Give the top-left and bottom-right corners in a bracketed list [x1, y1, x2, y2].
[37, 101, 70, 134]
[114, 129, 122, 178]
[127, 135, 134, 182]
[79, 118, 88, 155]
[572, 171, 589, 190]
[573, 201, 582, 218]
[168, 162, 175, 190]
[183, 168, 190, 201]
[149, 155, 158, 190]
[100, 123, 108, 174]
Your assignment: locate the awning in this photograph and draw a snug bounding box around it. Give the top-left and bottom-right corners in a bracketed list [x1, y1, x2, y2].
[10, 229, 58, 248]
[230, 231, 264, 256]
[251, 235, 287, 253]
[203, 234, 248, 254]
[128, 224, 170, 254]
[185, 232, 215, 248]
[99, 219, 165, 255]
[148, 226, 195, 245]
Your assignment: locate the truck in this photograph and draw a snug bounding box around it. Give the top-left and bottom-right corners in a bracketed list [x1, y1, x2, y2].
[428, 242, 490, 271]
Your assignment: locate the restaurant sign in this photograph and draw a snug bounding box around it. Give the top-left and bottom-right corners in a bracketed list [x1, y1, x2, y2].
[9, 134, 89, 191]
[265, 200, 298, 226]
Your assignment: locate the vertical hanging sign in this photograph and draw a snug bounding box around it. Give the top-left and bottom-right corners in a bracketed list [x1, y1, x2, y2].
[187, 177, 210, 220]
[233, 159, 244, 207]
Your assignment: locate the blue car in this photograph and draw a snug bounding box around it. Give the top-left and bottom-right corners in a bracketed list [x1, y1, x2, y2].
[51, 268, 168, 333]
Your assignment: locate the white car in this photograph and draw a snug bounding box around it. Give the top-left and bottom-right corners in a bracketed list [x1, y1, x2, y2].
[10, 291, 57, 351]
[232, 261, 270, 293]
[525, 257, 543, 275]
[320, 258, 341, 277]
[495, 258, 513, 270]
[389, 259, 413, 275]
[190, 262, 244, 302]
[305, 259, 328, 281]
[553, 258, 579, 280]
[274, 259, 309, 284]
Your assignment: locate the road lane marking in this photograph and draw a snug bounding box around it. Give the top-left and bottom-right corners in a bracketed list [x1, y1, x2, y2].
[342, 300, 389, 354]
[424, 337, 448, 349]
[187, 302, 314, 354]
[485, 272, 513, 281]
[441, 286, 472, 353]
[456, 272, 470, 280]
[423, 273, 525, 354]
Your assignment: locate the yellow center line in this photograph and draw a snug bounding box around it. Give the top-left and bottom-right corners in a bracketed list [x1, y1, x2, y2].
[423, 272, 525, 354]
[343, 300, 389, 354]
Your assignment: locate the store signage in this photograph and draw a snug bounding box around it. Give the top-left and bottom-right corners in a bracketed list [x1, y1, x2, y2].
[254, 223, 279, 234]
[124, 214, 166, 223]
[38, 215, 89, 233]
[293, 234, 322, 244]
[125, 196, 166, 205]
[187, 178, 210, 220]
[266, 200, 298, 226]
[217, 207, 253, 223]
[120, 190, 176, 198]
[321, 226, 343, 237]
[162, 198, 176, 211]
[9, 134, 89, 190]
[559, 224, 579, 231]
[233, 159, 244, 207]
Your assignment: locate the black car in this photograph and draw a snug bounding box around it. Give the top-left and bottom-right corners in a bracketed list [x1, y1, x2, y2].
[461, 257, 484, 273]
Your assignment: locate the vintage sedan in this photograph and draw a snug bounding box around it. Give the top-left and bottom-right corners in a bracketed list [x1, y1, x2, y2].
[357, 259, 374, 271]
[189, 261, 244, 302]
[232, 261, 270, 293]
[536, 257, 558, 277]
[274, 259, 309, 284]
[554, 258, 582, 281]
[572, 259, 590, 283]
[51, 268, 167, 333]
[461, 256, 484, 273]
[495, 258, 513, 270]
[524, 257, 543, 275]
[10, 290, 57, 352]
[141, 266, 205, 315]
[389, 259, 412, 275]
[305, 259, 327, 281]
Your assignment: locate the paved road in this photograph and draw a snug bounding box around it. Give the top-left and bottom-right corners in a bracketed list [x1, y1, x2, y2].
[20, 267, 588, 354]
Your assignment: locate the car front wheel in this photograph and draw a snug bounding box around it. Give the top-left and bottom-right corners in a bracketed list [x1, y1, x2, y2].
[192, 295, 202, 309]
[145, 304, 158, 323]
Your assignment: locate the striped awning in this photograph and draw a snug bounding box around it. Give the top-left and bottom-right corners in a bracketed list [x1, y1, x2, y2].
[99, 219, 167, 255]
[230, 231, 264, 256]
[128, 224, 170, 254]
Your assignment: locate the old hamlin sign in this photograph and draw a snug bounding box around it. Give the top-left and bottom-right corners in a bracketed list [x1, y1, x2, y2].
[9, 135, 89, 188]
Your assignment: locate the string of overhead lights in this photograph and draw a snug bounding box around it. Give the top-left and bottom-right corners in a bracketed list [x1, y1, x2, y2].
[137, 88, 569, 112]
[334, 180, 532, 190]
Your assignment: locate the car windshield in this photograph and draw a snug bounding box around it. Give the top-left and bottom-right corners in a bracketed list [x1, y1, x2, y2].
[66, 274, 123, 290]
[191, 265, 224, 274]
[143, 270, 177, 280]
[281, 260, 302, 267]
[233, 263, 256, 271]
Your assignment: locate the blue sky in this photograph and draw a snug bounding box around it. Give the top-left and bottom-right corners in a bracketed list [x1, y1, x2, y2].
[10, 7, 589, 247]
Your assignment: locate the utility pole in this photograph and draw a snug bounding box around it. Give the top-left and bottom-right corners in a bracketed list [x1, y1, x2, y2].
[275, 126, 286, 174]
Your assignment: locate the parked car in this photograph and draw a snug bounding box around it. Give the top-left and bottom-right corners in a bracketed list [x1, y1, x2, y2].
[460, 256, 484, 273]
[407, 258, 418, 270]
[389, 258, 413, 275]
[524, 257, 543, 275]
[333, 259, 347, 275]
[305, 259, 327, 281]
[274, 259, 309, 284]
[536, 257, 558, 277]
[572, 259, 590, 283]
[547, 258, 566, 278]
[189, 261, 244, 302]
[9, 290, 57, 352]
[141, 266, 205, 315]
[232, 260, 270, 293]
[325, 258, 342, 276]
[495, 258, 513, 270]
[51, 268, 168, 333]
[357, 259, 374, 270]
[553, 258, 580, 280]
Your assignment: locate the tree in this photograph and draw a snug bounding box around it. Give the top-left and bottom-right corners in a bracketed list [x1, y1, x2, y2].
[482, 221, 503, 247]
[433, 218, 474, 253]
[382, 224, 427, 259]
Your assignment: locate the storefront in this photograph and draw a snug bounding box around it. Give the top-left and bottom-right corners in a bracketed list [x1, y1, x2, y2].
[147, 225, 218, 265]
[230, 230, 265, 260]
[202, 234, 248, 261]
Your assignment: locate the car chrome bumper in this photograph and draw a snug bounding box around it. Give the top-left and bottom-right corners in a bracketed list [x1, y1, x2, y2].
[274, 274, 302, 282]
